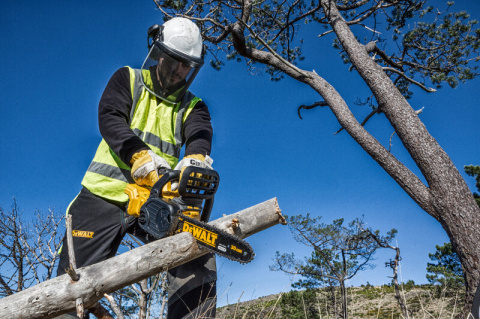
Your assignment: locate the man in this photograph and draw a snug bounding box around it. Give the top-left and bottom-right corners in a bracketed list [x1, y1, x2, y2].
[57, 17, 217, 318]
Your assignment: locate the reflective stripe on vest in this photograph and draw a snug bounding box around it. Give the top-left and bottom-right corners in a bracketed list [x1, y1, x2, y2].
[81, 67, 201, 202]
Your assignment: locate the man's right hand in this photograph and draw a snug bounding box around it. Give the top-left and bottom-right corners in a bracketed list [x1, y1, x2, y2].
[171, 154, 213, 190]
[130, 150, 171, 187]
[174, 154, 213, 171]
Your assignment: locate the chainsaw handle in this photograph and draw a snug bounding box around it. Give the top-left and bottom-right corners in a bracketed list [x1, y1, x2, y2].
[200, 198, 214, 222]
[149, 170, 180, 199]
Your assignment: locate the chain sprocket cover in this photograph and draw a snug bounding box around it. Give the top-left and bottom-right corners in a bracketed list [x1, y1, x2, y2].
[138, 198, 178, 240]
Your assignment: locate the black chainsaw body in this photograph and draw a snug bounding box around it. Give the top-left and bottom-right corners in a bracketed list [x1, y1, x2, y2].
[138, 197, 179, 240]
[138, 168, 219, 240]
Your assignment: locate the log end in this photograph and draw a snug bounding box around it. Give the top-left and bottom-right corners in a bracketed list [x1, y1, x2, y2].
[273, 197, 287, 225]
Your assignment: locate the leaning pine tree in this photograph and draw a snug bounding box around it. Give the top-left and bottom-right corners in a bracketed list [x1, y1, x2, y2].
[153, 0, 480, 315]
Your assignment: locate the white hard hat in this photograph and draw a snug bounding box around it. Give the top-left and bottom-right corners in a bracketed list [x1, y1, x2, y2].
[162, 18, 204, 60]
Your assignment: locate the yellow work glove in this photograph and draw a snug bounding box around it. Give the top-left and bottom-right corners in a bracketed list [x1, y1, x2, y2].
[171, 154, 213, 190]
[174, 154, 213, 171]
[130, 150, 171, 187]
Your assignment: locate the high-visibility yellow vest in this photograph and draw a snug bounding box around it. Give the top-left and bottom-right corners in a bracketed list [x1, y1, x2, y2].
[81, 67, 201, 202]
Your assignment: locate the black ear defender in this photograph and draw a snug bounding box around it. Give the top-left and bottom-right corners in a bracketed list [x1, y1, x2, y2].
[147, 24, 163, 49]
[201, 44, 207, 60]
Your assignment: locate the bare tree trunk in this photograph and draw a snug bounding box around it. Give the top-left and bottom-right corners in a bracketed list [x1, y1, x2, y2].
[158, 271, 168, 318]
[339, 280, 347, 319]
[0, 198, 283, 319]
[138, 279, 148, 319]
[390, 248, 409, 319]
[331, 284, 338, 318]
[369, 230, 410, 318]
[104, 294, 125, 319]
[89, 302, 114, 319]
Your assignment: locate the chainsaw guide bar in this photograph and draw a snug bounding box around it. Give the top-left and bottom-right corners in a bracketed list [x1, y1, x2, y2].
[178, 215, 255, 264]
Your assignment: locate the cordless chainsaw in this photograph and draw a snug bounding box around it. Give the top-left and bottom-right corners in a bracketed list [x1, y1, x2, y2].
[124, 166, 254, 264]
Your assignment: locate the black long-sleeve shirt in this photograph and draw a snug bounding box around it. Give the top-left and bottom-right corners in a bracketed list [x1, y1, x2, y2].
[97, 67, 213, 167]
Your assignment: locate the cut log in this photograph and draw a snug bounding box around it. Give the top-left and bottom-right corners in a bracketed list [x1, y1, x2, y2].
[0, 198, 284, 319]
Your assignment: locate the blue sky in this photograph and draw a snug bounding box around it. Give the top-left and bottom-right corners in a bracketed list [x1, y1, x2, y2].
[1, 0, 479, 308]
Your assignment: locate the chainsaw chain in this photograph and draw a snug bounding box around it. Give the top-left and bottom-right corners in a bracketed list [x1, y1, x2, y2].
[179, 215, 255, 264]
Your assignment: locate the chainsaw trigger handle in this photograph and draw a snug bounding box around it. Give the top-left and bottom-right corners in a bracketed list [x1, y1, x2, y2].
[150, 170, 180, 199]
[178, 166, 220, 199]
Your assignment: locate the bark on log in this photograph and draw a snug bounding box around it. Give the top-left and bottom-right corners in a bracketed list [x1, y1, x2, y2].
[0, 198, 283, 319]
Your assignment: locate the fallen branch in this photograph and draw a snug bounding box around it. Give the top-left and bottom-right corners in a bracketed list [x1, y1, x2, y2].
[0, 198, 284, 319]
[89, 302, 115, 319]
[104, 294, 125, 319]
[65, 214, 79, 282]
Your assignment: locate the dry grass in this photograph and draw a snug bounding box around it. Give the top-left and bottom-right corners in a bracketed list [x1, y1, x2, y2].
[216, 285, 465, 319]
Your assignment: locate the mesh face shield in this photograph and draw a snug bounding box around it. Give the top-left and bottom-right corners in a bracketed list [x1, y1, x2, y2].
[141, 41, 204, 104]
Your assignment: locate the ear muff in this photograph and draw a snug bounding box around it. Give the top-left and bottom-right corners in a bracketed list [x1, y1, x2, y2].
[201, 44, 207, 60]
[147, 24, 163, 49]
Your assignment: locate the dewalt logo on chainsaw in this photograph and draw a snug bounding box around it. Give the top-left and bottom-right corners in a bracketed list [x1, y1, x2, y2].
[182, 221, 218, 247]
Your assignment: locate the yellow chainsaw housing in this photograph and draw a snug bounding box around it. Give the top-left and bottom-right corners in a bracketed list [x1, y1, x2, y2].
[125, 182, 200, 219]
[124, 184, 151, 217]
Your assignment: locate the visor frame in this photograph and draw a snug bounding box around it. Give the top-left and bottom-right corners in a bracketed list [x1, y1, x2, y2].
[154, 40, 204, 68]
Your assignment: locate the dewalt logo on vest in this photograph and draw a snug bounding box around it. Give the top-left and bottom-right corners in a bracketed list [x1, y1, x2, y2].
[72, 230, 94, 238]
[182, 221, 218, 247]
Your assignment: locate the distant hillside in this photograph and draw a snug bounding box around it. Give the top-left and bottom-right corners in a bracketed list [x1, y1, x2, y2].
[217, 284, 464, 318]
